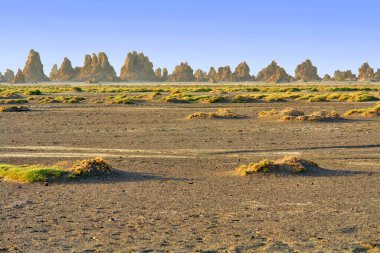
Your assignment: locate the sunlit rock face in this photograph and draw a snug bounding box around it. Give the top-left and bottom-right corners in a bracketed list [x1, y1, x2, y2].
[167, 62, 195, 82]
[22, 49, 49, 82]
[256, 61, 292, 83]
[234, 62, 251, 81]
[4, 69, 15, 82]
[334, 70, 357, 81]
[358, 62, 374, 81]
[194, 69, 207, 82]
[11, 69, 26, 84]
[120, 51, 156, 81]
[295, 59, 320, 81]
[75, 52, 117, 82]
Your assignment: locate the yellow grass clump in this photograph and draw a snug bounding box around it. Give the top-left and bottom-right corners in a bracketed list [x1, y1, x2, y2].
[186, 109, 244, 119]
[259, 108, 341, 121]
[236, 156, 320, 176]
[344, 103, 380, 117]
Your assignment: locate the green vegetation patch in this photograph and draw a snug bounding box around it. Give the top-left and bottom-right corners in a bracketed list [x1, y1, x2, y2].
[0, 164, 66, 183]
[0, 157, 113, 183]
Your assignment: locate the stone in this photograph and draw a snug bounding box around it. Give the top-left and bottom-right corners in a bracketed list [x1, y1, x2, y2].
[358, 62, 374, 81]
[207, 67, 218, 81]
[334, 70, 357, 81]
[194, 69, 207, 82]
[256, 61, 292, 83]
[4, 69, 15, 82]
[53, 57, 76, 81]
[217, 66, 233, 81]
[49, 64, 59, 80]
[119, 51, 156, 81]
[373, 69, 380, 81]
[322, 74, 332, 81]
[11, 69, 25, 83]
[167, 62, 195, 82]
[155, 68, 162, 80]
[76, 52, 117, 82]
[295, 59, 320, 81]
[22, 49, 50, 82]
[0, 72, 5, 82]
[234, 61, 251, 81]
[162, 68, 169, 81]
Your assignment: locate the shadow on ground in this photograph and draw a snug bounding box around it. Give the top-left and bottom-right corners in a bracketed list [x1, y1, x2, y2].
[57, 169, 189, 185]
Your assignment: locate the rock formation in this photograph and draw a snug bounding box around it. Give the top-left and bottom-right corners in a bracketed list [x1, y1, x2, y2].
[194, 69, 207, 82]
[0, 72, 5, 82]
[358, 62, 374, 81]
[162, 68, 168, 81]
[51, 57, 76, 81]
[167, 62, 195, 82]
[256, 61, 292, 83]
[208, 67, 218, 81]
[155, 68, 162, 79]
[11, 69, 25, 83]
[234, 62, 251, 81]
[373, 69, 380, 81]
[334, 70, 357, 81]
[4, 69, 15, 82]
[119, 51, 156, 81]
[217, 66, 233, 82]
[22, 49, 49, 82]
[295, 59, 320, 81]
[49, 64, 59, 80]
[75, 52, 117, 82]
[322, 74, 332, 81]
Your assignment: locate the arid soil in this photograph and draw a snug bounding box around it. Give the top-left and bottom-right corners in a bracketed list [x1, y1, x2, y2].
[0, 94, 379, 252]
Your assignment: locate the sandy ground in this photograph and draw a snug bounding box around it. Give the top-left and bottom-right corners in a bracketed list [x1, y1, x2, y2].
[0, 100, 379, 252]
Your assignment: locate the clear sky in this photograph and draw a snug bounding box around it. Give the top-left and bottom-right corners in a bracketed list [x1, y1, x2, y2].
[1, 0, 379, 76]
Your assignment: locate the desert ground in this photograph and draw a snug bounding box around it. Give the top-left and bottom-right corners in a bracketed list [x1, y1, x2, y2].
[0, 82, 379, 252]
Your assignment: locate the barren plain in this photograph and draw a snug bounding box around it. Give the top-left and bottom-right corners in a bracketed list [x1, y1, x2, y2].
[0, 83, 379, 252]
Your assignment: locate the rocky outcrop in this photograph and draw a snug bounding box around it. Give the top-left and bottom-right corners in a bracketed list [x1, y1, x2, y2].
[334, 70, 357, 81]
[373, 69, 380, 81]
[256, 61, 292, 83]
[358, 62, 374, 81]
[155, 68, 162, 80]
[295, 59, 320, 81]
[234, 62, 251, 81]
[120, 51, 156, 81]
[22, 49, 49, 82]
[217, 66, 233, 82]
[49, 64, 59, 80]
[194, 69, 207, 82]
[208, 67, 218, 81]
[11, 69, 25, 83]
[162, 68, 168, 81]
[167, 62, 195, 82]
[52, 57, 76, 81]
[4, 69, 15, 82]
[322, 74, 332, 81]
[0, 72, 5, 82]
[75, 52, 117, 82]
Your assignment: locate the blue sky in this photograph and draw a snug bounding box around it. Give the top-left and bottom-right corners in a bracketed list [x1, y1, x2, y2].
[1, 0, 379, 76]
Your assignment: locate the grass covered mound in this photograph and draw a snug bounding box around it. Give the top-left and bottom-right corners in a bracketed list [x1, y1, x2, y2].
[344, 103, 380, 117]
[186, 109, 244, 119]
[0, 157, 112, 183]
[68, 157, 112, 176]
[259, 107, 341, 121]
[0, 105, 30, 112]
[236, 156, 320, 176]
